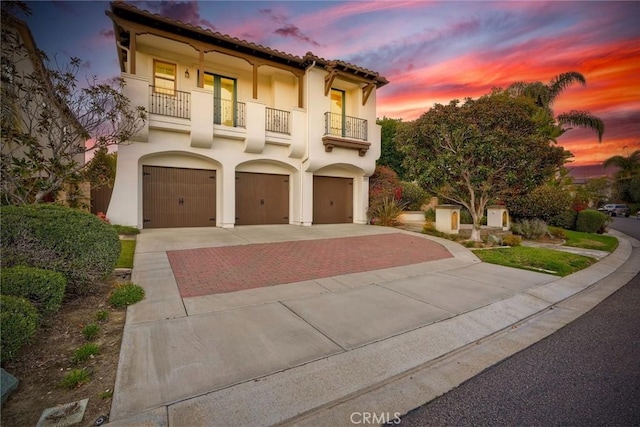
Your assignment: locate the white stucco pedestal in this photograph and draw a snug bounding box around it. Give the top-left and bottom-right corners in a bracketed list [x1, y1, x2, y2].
[435, 205, 461, 234]
[487, 205, 510, 231]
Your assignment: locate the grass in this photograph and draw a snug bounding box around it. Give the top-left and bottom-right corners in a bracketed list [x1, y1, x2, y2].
[82, 323, 100, 340]
[95, 309, 109, 322]
[60, 368, 90, 389]
[473, 246, 597, 277]
[109, 283, 145, 308]
[72, 343, 100, 363]
[116, 239, 136, 268]
[562, 229, 618, 252]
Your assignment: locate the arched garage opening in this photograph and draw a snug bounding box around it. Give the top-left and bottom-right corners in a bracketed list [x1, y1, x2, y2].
[313, 164, 364, 224]
[140, 152, 221, 228]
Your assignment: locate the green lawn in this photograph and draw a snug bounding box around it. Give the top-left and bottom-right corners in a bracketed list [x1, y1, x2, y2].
[473, 246, 596, 276]
[116, 240, 136, 268]
[562, 230, 618, 252]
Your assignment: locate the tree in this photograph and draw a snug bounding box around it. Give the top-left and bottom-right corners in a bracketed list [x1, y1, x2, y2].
[396, 91, 569, 241]
[0, 3, 146, 205]
[84, 147, 117, 189]
[508, 71, 604, 142]
[604, 149, 640, 203]
[376, 117, 406, 179]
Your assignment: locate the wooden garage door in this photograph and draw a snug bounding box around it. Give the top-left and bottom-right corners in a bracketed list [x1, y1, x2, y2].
[235, 172, 289, 225]
[143, 166, 216, 228]
[313, 176, 353, 224]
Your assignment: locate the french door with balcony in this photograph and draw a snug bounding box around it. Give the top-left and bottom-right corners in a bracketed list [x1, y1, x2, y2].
[329, 88, 345, 137]
[204, 72, 237, 126]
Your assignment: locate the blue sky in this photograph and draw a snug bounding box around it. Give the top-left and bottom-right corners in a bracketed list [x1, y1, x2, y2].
[22, 1, 640, 166]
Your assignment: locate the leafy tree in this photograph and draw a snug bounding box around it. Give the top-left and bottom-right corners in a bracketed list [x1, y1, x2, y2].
[396, 91, 569, 241]
[604, 149, 640, 203]
[577, 176, 611, 208]
[0, 3, 146, 205]
[376, 117, 406, 179]
[368, 165, 402, 218]
[508, 71, 604, 142]
[84, 147, 117, 189]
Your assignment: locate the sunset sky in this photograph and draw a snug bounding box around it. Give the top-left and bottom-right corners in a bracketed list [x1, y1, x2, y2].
[23, 1, 640, 167]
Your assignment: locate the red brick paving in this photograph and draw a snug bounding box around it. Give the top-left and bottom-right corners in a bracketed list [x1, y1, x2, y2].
[167, 233, 452, 298]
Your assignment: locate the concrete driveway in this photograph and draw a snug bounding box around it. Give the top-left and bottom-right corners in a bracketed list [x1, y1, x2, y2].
[108, 225, 636, 426]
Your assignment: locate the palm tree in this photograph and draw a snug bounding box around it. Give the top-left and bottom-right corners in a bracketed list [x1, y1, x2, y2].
[603, 149, 640, 179]
[508, 71, 604, 142]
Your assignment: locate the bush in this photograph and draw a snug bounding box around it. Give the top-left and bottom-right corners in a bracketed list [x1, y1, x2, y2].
[370, 197, 406, 226]
[511, 219, 549, 240]
[399, 182, 428, 211]
[549, 209, 578, 230]
[1, 266, 66, 317]
[509, 184, 573, 221]
[424, 208, 436, 222]
[502, 234, 522, 247]
[109, 283, 145, 308]
[1, 204, 121, 296]
[576, 210, 609, 234]
[112, 224, 140, 235]
[548, 226, 567, 239]
[1, 295, 39, 363]
[369, 166, 402, 218]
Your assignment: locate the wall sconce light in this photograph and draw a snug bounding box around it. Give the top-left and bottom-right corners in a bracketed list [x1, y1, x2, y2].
[184, 68, 190, 79]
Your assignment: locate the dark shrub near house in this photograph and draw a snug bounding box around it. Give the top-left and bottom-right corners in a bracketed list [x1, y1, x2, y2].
[575, 209, 609, 234]
[0, 295, 39, 363]
[1, 204, 120, 296]
[399, 182, 428, 211]
[1, 266, 66, 317]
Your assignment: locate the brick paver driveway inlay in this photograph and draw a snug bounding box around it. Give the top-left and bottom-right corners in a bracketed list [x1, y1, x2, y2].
[167, 233, 452, 297]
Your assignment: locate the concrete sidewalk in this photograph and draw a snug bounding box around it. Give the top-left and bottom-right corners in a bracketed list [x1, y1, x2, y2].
[107, 225, 639, 426]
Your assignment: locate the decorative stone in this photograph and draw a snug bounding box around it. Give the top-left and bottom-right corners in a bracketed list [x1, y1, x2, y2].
[435, 204, 461, 234]
[1, 368, 19, 405]
[36, 398, 89, 427]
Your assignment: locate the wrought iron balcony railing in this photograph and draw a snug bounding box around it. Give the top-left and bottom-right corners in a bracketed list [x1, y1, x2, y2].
[266, 107, 290, 134]
[324, 112, 367, 141]
[214, 97, 245, 128]
[149, 86, 190, 119]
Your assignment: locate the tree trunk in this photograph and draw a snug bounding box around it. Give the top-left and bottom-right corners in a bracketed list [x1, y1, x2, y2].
[470, 224, 482, 242]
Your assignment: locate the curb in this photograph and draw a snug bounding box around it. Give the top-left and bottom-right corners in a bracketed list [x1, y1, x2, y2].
[107, 231, 638, 426]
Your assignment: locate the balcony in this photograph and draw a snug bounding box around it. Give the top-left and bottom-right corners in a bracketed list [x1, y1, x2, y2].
[149, 86, 190, 119]
[322, 112, 370, 156]
[266, 107, 290, 135]
[214, 97, 245, 128]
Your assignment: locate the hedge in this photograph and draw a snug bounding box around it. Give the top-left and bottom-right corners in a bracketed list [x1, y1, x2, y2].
[0, 295, 39, 363]
[1, 266, 66, 317]
[1, 204, 121, 296]
[575, 209, 609, 234]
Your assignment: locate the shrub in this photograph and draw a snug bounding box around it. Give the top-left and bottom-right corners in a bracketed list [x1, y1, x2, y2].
[399, 182, 428, 211]
[1, 204, 121, 296]
[576, 210, 609, 234]
[109, 283, 145, 308]
[82, 323, 100, 340]
[549, 209, 578, 230]
[370, 197, 406, 226]
[60, 368, 90, 389]
[502, 234, 522, 247]
[112, 224, 140, 235]
[511, 219, 549, 240]
[424, 208, 436, 222]
[0, 295, 39, 363]
[548, 226, 567, 240]
[0, 266, 66, 317]
[369, 166, 402, 218]
[72, 343, 100, 363]
[509, 184, 573, 221]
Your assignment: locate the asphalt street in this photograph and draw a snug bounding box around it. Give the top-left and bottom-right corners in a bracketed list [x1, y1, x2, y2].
[396, 217, 640, 426]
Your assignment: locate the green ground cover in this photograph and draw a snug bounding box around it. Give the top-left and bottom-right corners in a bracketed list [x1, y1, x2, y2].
[116, 240, 136, 269]
[473, 246, 596, 277]
[561, 229, 618, 252]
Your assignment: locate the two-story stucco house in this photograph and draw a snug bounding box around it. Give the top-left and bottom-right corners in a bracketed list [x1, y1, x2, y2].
[105, 2, 388, 228]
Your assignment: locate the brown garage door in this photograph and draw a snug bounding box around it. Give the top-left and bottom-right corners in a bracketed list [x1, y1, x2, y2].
[235, 172, 289, 225]
[313, 176, 353, 224]
[143, 166, 216, 228]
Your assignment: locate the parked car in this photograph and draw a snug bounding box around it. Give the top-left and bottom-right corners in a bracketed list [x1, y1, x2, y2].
[597, 204, 630, 217]
[637, 211, 640, 220]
